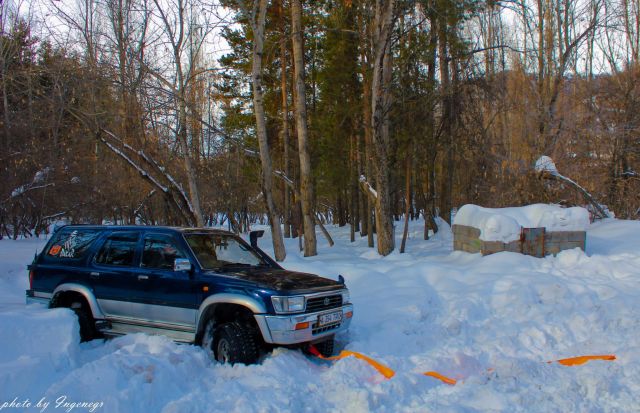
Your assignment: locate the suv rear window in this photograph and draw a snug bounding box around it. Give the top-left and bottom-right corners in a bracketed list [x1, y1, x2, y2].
[95, 232, 139, 266]
[47, 229, 100, 259]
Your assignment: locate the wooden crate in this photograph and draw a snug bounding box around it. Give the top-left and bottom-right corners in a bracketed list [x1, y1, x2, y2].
[453, 224, 585, 257]
[544, 231, 587, 256]
[452, 225, 482, 253]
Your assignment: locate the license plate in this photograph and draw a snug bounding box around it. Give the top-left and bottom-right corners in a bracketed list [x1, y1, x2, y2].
[318, 311, 342, 327]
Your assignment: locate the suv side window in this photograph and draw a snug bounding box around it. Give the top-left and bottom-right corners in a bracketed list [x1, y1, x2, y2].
[95, 232, 139, 266]
[47, 229, 100, 259]
[141, 234, 186, 270]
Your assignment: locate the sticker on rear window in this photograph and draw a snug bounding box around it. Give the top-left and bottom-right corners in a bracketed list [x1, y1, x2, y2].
[48, 229, 99, 259]
[59, 230, 80, 258]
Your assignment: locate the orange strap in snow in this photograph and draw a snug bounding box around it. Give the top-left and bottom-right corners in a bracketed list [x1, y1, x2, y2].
[423, 371, 457, 385]
[552, 355, 616, 366]
[421, 354, 617, 385]
[311, 347, 456, 384]
[310, 347, 396, 379]
[309, 346, 615, 385]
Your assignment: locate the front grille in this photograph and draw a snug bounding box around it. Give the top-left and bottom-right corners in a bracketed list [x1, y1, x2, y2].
[306, 294, 343, 313]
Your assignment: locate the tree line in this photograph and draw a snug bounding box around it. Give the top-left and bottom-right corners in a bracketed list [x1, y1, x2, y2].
[1, 0, 638, 258]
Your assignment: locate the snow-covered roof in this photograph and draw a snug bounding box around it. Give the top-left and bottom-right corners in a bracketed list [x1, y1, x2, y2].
[453, 204, 590, 242]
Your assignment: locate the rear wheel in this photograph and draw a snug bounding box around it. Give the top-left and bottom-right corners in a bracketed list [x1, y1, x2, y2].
[213, 322, 260, 365]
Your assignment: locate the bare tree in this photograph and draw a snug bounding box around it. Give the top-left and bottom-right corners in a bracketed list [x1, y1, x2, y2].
[278, 0, 292, 239]
[370, 0, 396, 256]
[151, 0, 206, 226]
[536, 0, 600, 152]
[0, 0, 19, 150]
[239, 0, 287, 261]
[291, 0, 317, 256]
[104, 0, 150, 148]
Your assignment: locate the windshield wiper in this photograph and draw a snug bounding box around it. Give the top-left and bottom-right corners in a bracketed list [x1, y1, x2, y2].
[211, 262, 270, 271]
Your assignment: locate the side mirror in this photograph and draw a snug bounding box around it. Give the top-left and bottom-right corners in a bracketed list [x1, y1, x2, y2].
[174, 258, 192, 272]
[249, 230, 264, 248]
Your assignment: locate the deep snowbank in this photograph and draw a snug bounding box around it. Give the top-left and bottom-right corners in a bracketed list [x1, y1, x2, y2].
[1, 218, 639, 412]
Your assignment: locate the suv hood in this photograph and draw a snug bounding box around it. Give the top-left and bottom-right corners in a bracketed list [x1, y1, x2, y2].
[205, 267, 342, 293]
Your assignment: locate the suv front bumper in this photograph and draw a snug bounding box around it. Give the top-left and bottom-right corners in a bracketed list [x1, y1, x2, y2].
[254, 304, 353, 345]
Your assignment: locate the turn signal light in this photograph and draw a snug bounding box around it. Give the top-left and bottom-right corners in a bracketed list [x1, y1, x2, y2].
[295, 322, 309, 330]
[345, 311, 353, 319]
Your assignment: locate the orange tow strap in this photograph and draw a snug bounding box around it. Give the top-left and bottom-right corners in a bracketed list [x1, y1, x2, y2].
[552, 354, 616, 366]
[309, 347, 396, 379]
[309, 346, 616, 385]
[423, 371, 457, 385]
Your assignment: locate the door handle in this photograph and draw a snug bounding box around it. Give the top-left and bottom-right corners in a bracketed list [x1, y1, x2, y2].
[138, 275, 149, 281]
[90, 272, 100, 278]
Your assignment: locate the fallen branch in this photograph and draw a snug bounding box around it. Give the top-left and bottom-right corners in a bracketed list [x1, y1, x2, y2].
[64, 107, 197, 226]
[133, 189, 158, 218]
[273, 170, 334, 247]
[535, 156, 610, 219]
[315, 212, 335, 247]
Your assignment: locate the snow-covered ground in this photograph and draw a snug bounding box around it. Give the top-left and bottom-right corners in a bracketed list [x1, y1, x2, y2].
[1, 218, 639, 412]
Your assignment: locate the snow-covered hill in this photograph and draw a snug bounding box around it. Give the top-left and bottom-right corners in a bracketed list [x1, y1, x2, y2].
[1, 218, 638, 412]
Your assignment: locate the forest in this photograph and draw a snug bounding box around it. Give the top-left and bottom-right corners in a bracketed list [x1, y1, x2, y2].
[1, 0, 638, 258]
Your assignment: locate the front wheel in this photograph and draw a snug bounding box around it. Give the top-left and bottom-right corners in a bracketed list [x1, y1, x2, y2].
[213, 322, 260, 365]
[313, 337, 335, 357]
[71, 302, 97, 342]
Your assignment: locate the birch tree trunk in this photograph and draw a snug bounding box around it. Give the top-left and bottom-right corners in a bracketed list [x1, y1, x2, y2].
[537, 0, 545, 141]
[177, 97, 204, 227]
[291, 0, 317, 256]
[245, 0, 286, 261]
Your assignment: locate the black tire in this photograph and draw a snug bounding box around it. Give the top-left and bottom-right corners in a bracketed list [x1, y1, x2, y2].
[72, 303, 97, 342]
[213, 322, 260, 365]
[314, 337, 335, 357]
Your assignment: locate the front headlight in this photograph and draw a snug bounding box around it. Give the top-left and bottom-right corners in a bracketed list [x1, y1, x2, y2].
[271, 296, 305, 313]
[342, 290, 350, 304]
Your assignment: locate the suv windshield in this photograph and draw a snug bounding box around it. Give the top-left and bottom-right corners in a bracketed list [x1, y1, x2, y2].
[184, 233, 266, 270]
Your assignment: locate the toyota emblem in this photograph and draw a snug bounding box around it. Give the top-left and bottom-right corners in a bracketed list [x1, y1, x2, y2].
[323, 297, 330, 306]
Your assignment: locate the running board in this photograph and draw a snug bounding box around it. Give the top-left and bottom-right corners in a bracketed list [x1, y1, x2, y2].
[96, 319, 196, 343]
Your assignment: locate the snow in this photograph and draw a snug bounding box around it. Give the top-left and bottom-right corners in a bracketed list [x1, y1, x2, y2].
[535, 155, 558, 174]
[1, 218, 640, 412]
[453, 204, 590, 242]
[33, 168, 52, 184]
[11, 168, 52, 198]
[359, 175, 378, 199]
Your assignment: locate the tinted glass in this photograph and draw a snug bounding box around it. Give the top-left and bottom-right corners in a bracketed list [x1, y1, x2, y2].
[47, 229, 100, 259]
[141, 234, 185, 270]
[95, 232, 139, 266]
[185, 234, 264, 269]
